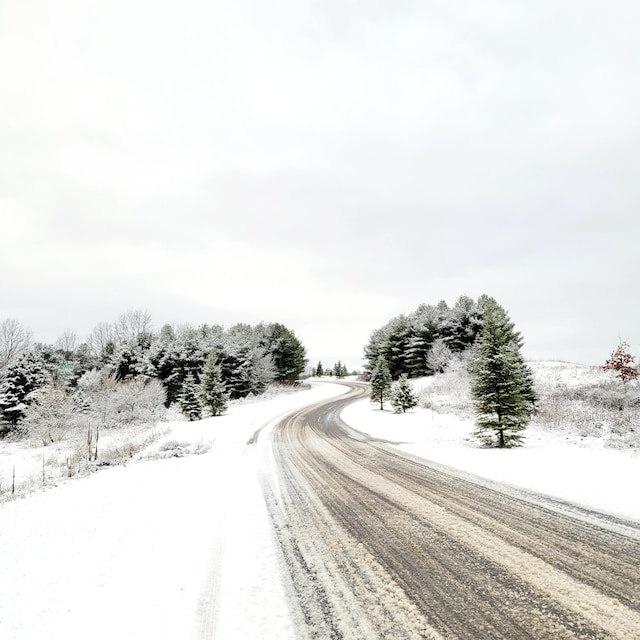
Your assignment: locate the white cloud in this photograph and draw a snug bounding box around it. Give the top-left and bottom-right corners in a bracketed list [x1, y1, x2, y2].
[1, 0, 639, 368]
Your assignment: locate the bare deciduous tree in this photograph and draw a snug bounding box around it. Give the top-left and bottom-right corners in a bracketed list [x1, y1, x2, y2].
[86, 322, 115, 356]
[24, 382, 77, 445]
[55, 330, 78, 355]
[0, 318, 32, 369]
[76, 369, 165, 428]
[114, 309, 152, 345]
[426, 338, 453, 374]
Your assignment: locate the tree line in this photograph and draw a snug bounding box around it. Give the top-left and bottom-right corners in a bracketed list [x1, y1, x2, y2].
[366, 296, 537, 448]
[0, 312, 307, 438]
[363, 295, 493, 379]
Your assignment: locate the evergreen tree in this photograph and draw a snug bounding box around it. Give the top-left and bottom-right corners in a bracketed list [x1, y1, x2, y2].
[470, 301, 536, 448]
[200, 352, 228, 417]
[333, 361, 348, 378]
[262, 323, 307, 383]
[178, 373, 202, 421]
[0, 350, 48, 432]
[370, 355, 392, 410]
[390, 374, 418, 413]
[315, 361, 324, 377]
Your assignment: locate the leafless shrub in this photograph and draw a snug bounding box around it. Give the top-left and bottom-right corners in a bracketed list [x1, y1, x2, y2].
[0, 318, 32, 370]
[426, 338, 453, 374]
[418, 358, 640, 449]
[532, 365, 640, 448]
[23, 382, 80, 445]
[76, 370, 166, 429]
[155, 438, 212, 458]
[419, 356, 474, 418]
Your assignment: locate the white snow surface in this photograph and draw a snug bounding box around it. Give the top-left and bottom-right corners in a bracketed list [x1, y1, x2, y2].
[1, 377, 639, 639]
[342, 393, 640, 524]
[0, 382, 346, 640]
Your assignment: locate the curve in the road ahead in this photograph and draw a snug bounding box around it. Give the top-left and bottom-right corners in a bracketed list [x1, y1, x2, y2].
[258, 381, 640, 640]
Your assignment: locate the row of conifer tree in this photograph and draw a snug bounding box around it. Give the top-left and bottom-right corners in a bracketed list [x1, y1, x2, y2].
[365, 296, 537, 448]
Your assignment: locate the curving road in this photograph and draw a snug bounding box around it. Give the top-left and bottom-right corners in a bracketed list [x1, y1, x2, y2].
[257, 382, 640, 640]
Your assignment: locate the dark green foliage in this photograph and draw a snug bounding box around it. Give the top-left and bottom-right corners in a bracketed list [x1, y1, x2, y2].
[315, 361, 324, 377]
[0, 315, 308, 436]
[112, 346, 140, 381]
[261, 323, 307, 383]
[178, 373, 202, 421]
[201, 352, 228, 416]
[370, 355, 392, 410]
[148, 328, 207, 405]
[384, 316, 413, 379]
[0, 350, 49, 432]
[470, 301, 536, 448]
[333, 361, 348, 378]
[363, 295, 492, 379]
[390, 374, 418, 413]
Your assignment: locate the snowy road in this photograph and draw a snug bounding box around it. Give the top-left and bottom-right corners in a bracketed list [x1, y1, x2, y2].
[261, 382, 640, 639]
[2, 380, 639, 639]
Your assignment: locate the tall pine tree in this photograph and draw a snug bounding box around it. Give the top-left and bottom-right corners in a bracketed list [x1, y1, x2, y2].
[0, 350, 48, 432]
[470, 301, 536, 448]
[201, 352, 228, 417]
[178, 373, 202, 421]
[370, 355, 392, 410]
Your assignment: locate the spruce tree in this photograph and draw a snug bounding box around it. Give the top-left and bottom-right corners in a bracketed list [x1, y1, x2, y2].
[262, 323, 307, 382]
[470, 301, 536, 448]
[370, 355, 392, 410]
[390, 374, 418, 413]
[315, 361, 324, 377]
[178, 373, 202, 421]
[201, 352, 228, 417]
[333, 361, 347, 378]
[0, 350, 48, 432]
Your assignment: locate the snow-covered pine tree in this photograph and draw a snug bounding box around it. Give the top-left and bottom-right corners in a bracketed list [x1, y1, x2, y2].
[333, 361, 348, 378]
[370, 355, 392, 410]
[470, 301, 536, 448]
[261, 323, 307, 383]
[200, 352, 228, 417]
[0, 350, 48, 433]
[178, 373, 202, 421]
[390, 374, 418, 413]
[315, 361, 324, 377]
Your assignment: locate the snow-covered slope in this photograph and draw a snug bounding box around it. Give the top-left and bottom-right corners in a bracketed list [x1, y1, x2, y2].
[1, 366, 638, 639]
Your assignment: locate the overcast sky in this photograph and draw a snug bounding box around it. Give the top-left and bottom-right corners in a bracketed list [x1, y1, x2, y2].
[1, 0, 639, 370]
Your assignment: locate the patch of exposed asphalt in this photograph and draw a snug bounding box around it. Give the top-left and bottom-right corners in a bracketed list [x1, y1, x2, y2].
[259, 383, 640, 639]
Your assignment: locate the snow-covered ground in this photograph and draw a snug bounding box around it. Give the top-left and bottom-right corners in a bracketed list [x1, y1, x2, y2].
[0, 382, 346, 640]
[1, 373, 638, 639]
[341, 398, 640, 523]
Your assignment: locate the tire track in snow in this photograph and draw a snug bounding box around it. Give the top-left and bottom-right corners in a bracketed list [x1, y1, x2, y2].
[262, 382, 640, 639]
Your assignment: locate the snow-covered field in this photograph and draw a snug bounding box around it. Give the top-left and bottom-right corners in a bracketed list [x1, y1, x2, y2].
[0, 382, 346, 640]
[1, 368, 638, 639]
